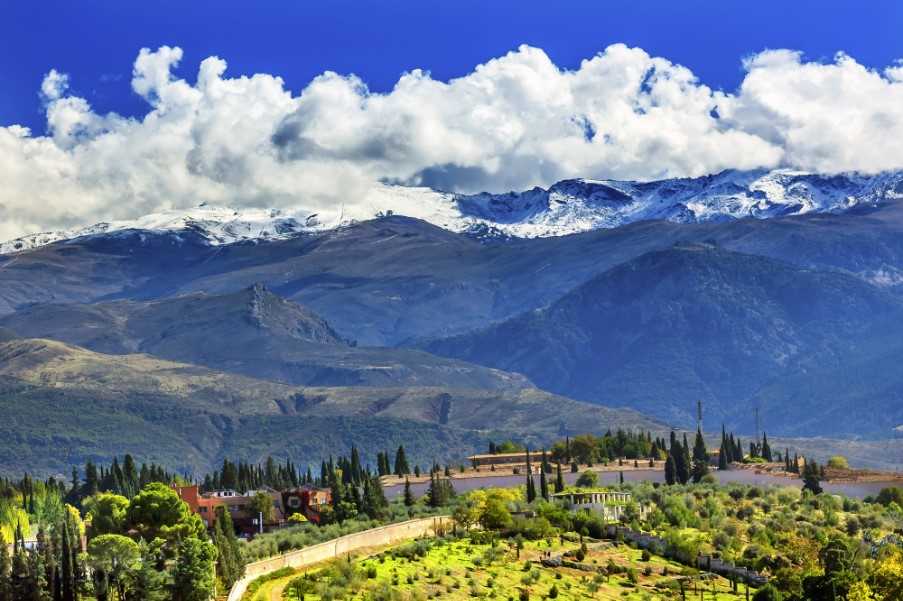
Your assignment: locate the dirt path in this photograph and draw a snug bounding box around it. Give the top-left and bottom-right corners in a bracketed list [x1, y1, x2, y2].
[268, 578, 289, 601]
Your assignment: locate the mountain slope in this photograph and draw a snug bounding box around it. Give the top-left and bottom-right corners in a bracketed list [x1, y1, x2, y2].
[6, 197, 903, 348]
[0, 286, 530, 390]
[422, 244, 903, 436]
[0, 338, 666, 475]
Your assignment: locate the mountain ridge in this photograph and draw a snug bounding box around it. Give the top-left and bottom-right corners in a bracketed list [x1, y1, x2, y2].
[4, 168, 902, 254]
[420, 243, 903, 437]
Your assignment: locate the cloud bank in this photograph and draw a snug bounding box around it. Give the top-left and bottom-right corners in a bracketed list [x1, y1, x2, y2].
[3, 43, 903, 240]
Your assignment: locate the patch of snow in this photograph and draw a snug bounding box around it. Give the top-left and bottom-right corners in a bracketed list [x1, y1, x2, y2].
[3, 169, 903, 254]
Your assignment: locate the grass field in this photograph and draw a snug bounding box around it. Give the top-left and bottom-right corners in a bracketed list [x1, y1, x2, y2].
[252, 535, 756, 601]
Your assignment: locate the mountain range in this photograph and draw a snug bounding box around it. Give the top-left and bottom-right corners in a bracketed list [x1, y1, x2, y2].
[3, 168, 903, 473]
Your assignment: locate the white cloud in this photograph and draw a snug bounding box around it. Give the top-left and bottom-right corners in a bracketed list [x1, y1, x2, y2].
[2, 43, 903, 240]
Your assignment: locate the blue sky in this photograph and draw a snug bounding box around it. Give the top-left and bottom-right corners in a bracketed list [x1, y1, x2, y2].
[3, 0, 902, 133]
[3, 1, 903, 239]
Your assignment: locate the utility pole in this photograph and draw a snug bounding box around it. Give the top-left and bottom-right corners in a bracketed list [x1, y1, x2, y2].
[696, 400, 703, 435]
[754, 406, 761, 449]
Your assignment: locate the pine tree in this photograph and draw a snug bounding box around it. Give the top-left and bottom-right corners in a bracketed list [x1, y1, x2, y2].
[718, 442, 729, 471]
[554, 463, 564, 494]
[128, 541, 168, 601]
[393, 446, 410, 476]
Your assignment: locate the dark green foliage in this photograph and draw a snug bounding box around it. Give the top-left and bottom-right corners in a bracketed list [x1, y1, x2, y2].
[394, 446, 410, 476]
[691, 429, 709, 483]
[802, 460, 823, 495]
[403, 478, 415, 507]
[212, 507, 244, 589]
[170, 538, 216, 601]
[664, 453, 676, 486]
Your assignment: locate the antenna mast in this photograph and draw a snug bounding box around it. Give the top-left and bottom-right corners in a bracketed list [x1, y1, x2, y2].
[755, 405, 761, 446]
[696, 400, 703, 435]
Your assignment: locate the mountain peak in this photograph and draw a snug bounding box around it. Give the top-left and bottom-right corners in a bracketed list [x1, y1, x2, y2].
[3, 169, 903, 255]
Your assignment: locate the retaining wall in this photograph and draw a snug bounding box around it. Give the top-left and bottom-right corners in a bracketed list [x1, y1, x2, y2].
[228, 515, 452, 601]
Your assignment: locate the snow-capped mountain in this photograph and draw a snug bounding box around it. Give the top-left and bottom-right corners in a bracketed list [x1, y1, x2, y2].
[3, 169, 903, 254]
[0, 205, 328, 255]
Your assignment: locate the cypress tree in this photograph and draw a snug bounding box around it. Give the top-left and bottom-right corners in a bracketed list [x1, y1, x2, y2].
[403, 478, 414, 507]
[0, 533, 12, 601]
[525, 450, 536, 503]
[691, 428, 709, 483]
[59, 525, 74, 601]
[664, 453, 676, 485]
[554, 463, 564, 493]
[718, 442, 729, 471]
[761, 433, 773, 462]
[678, 435, 691, 484]
[539, 469, 549, 500]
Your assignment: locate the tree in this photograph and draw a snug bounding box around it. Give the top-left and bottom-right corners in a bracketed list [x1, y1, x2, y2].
[123, 540, 168, 601]
[554, 463, 564, 494]
[83, 493, 129, 537]
[480, 497, 512, 531]
[0, 534, 10, 601]
[827, 456, 849, 470]
[664, 453, 676, 486]
[249, 492, 275, 525]
[752, 583, 783, 601]
[87, 534, 141, 601]
[539, 469, 549, 501]
[761, 433, 773, 462]
[212, 507, 243, 589]
[718, 442, 729, 471]
[802, 460, 823, 495]
[170, 538, 217, 601]
[10, 524, 30, 601]
[575, 471, 598, 488]
[525, 450, 536, 503]
[678, 434, 692, 485]
[691, 429, 709, 483]
[393, 446, 410, 476]
[59, 523, 76, 601]
[403, 478, 415, 507]
[126, 483, 205, 543]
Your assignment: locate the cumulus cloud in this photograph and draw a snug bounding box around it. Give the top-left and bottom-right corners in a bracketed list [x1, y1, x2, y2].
[2, 43, 903, 240]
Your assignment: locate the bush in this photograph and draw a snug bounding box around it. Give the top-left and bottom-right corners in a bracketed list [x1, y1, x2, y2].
[576, 471, 599, 488]
[640, 550, 651, 561]
[548, 584, 559, 598]
[826, 456, 849, 470]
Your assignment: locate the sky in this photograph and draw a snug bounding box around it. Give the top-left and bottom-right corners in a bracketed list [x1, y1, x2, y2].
[2, 0, 903, 239]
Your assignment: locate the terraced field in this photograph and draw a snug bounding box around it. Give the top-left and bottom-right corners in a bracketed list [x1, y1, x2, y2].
[246, 535, 755, 601]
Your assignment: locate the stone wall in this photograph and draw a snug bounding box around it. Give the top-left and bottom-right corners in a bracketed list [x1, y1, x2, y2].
[228, 516, 453, 601]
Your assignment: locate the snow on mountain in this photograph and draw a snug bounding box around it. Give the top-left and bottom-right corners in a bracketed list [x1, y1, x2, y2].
[3, 169, 903, 254]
